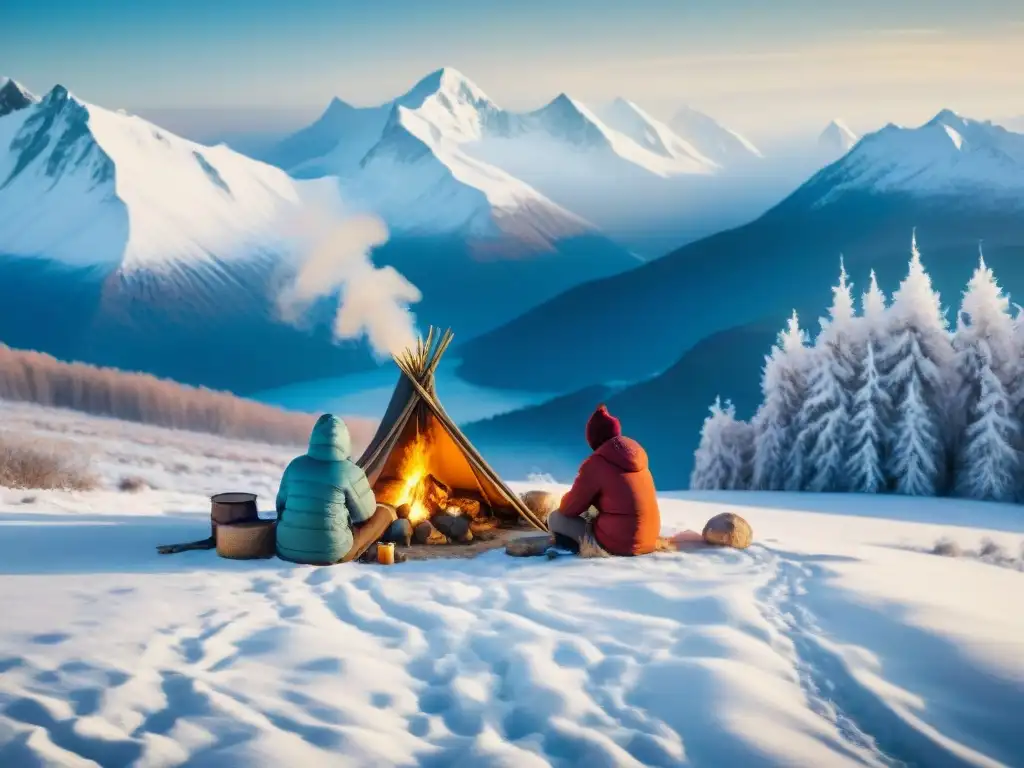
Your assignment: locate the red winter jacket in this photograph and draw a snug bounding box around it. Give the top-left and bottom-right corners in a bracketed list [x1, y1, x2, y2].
[558, 436, 661, 556]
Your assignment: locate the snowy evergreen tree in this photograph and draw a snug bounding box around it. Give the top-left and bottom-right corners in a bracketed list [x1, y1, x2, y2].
[847, 339, 892, 493]
[752, 311, 810, 490]
[1013, 308, 1024, 500]
[950, 253, 1017, 444]
[797, 261, 858, 492]
[774, 313, 813, 491]
[691, 398, 754, 491]
[862, 269, 888, 330]
[950, 255, 1021, 501]
[880, 232, 954, 496]
[845, 271, 894, 493]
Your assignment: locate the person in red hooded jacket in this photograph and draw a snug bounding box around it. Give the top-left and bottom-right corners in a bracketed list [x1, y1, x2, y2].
[547, 404, 661, 556]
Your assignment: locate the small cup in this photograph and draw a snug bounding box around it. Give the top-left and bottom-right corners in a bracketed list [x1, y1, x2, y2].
[377, 542, 396, 565]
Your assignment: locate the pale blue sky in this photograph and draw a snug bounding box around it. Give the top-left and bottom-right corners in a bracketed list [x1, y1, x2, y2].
[4, 0, 1023, 139]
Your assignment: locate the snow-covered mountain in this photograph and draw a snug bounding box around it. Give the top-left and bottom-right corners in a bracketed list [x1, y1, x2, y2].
[0, 84, 318, 272]
[269, 68, 499, 180]
[456, 109, 1024, 400]
[597, 98, 718, 171]
[669, 105, 762, 168]
[818, 119, 858, 155]
[0, 79, 641, 392]
[263, 68, 765, 253]
[0, 84, 375, 392]
[811, 110, 1024, 203]
[339, 70, 603, 248]
[263, 69, 597, 246]
[0, 78, 36, 118]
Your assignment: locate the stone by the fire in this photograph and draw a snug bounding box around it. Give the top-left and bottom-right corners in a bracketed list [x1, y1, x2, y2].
[433, 514, 471, 543]
[383, 519, 412, 547]
[702, 513, 753, 549]
[520, 490, 559, 523]
[505, 533, 555, 557]
[413, 520, 448, 545]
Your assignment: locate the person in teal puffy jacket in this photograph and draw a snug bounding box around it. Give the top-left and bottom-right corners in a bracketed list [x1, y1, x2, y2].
[275, 414, 395, 564]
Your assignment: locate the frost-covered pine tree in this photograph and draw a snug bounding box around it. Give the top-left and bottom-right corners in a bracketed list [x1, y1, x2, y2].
[752, 311, 810, 490]
[1013, 308, 1024, 500]
[691, 398, 754, 491]
[777, 313, 813, 491]
[952, 339, 1020, 501]
[797, 260, 859, 492]
[845, 271, 893, 493]
[950, 253, 1017, 440]
[879, 232, 954, 496]
[950, 254, 1021, 501]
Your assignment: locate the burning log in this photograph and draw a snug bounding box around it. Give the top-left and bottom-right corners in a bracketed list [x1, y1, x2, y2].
[446, 493, 488, 519]
[469, 516, 500, 535]
[422, 473, 450, 516]
[413, 520, 448, 545]
[374, 478, 406, 507]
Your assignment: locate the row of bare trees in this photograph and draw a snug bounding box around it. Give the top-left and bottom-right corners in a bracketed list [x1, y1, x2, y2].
[0, 344, 373, 448]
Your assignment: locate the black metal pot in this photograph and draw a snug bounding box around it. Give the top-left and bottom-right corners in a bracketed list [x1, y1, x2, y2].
[210, 492, 259, 538]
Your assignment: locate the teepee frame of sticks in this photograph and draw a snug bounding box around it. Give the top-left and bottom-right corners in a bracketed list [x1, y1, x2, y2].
[355, 327, 548, 531]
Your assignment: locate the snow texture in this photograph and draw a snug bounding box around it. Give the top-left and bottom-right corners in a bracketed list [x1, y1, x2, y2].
[2, 402, 1023, 767]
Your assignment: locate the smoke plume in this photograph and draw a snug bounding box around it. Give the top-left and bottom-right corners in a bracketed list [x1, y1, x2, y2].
[277, 202, 421, 358]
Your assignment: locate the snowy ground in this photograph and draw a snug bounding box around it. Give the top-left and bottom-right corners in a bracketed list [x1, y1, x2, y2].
[2, 405, 1024, 767]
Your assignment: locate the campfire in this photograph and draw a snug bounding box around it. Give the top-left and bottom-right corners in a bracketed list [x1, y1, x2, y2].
[392, 433, 432, 525]
[373, 432, 510, 546]
[354, 326, 550, 550]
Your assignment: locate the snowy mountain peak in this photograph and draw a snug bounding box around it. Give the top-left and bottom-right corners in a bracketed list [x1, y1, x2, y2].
[669, 105, 762, 167]
[399, 67, 495, 111]
[599, 98, 717, 168]
[40, 84, 74, 107]
[809, 110, 1024, 203]
[0, 88, 317, 272]
[927, 108, 966, 127]
[526, 94, 610, 148]
[819, 119, 858, 153]
[0, 77, 38, 118]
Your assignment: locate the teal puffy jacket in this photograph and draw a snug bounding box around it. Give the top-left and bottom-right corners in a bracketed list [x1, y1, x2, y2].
[275, 414, 376, 564]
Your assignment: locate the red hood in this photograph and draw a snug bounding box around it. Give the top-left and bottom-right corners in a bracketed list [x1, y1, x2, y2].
[595, 436, 648, 472]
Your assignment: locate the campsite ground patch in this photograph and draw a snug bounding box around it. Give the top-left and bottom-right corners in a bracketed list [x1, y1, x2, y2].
[1, 403, 1023, 766]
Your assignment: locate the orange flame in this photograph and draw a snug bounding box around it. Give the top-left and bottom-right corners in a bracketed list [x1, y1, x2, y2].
[396, 433, 431, 525]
